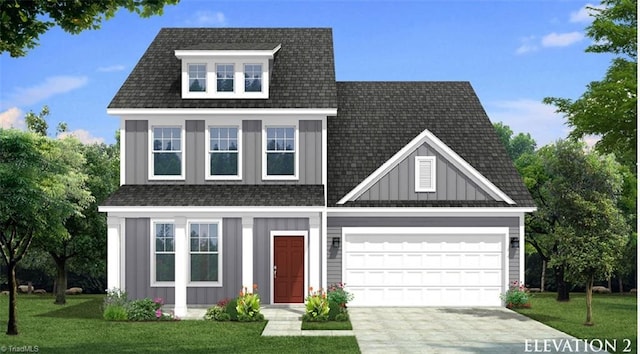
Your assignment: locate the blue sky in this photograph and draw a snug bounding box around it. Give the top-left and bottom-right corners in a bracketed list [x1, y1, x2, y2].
[0, 1, 612, 146]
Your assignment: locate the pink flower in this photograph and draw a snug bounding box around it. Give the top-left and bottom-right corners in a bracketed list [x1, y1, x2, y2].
[154, 297, 163, 305]
[156, 309, 162, 318]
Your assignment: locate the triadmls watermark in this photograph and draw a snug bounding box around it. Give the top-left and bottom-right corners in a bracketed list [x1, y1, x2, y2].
[525, 338, 632, 353]
[0, 346, 39, 353]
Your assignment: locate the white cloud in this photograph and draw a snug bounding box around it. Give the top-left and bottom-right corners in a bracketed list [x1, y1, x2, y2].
[541, 32, 584, 47]
[191, 11, 227, 26]
[4, 76, 88, 108]
[486, 99, 566, 147]
[570, 3, 605, 23]
[97, 65, 126, 72]
[58, 129, 105, 145]
[0, 107, 24, 129]
[515, 36, 538, 55]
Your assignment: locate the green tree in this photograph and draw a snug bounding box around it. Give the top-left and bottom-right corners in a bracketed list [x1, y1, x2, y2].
[37, 142, 119, 304]
[0, 129, 92, 335]
[544, 0, 637, 167]
[547, 142, 628, 325]
[493, 122, 536, 161]
[0, 0, 179, 57]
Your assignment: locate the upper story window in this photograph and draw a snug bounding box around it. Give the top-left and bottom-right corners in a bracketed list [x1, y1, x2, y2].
[150, 126, 184, 180]
[207, 126, 241, 179]
[188, 64, 207, 92]
[175, 43, 280, 99]
[244, 64, 262, 92]
[415, 156, 436, 192]
[265, 126, 296, 178]
[216, 64, 234, 92]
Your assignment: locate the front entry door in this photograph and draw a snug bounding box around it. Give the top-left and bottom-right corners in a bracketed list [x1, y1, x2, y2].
[274, 236, 304, 303]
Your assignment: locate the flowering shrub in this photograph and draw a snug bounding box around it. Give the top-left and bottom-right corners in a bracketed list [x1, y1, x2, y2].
[303, 287, 330, 322]
[102, 289, 176, 321]
[236, 285, 264, 322]
[500, 281, 531, 308]
[327, 283, 354, 308]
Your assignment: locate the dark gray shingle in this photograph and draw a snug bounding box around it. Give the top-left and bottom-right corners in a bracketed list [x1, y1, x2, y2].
[328, 81, 535, 208]
[109, 28, 337, 109]
[103, 184, 325, 207]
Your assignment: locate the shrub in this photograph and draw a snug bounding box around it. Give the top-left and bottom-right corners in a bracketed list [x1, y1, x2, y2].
[327, 283, 354, 308]
[103, 305, 128, 321]
[236, 285, 264, 322]
[500, 281, 531, 308]
[204, 305, 230, 321]
[127, 298, 157, 321]
[103, 288, 128, 308]
[303, 287, 329, 322]
[226, 298, 239, 321]
[335, 312, 349, 322]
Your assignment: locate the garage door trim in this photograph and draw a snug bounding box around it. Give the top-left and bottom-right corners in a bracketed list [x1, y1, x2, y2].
[341, 227, 510, 307]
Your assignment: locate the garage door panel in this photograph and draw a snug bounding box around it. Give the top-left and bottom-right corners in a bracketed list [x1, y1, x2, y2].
[344, 231, 505, 307]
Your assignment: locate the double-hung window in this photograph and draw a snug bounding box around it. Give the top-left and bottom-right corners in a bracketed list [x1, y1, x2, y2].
[265, 127, 296, 177]
[244, 64, 262, 92]
[151, 127, 183, 178]
[189, 222, 221, 284]
[153, 222, 175, 283]
[208, 127, 239, 178]
[188, 64, 206, 92]
[216, 64, 234, 92]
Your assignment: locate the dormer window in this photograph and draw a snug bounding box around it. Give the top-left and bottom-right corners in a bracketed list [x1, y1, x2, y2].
[188, 64, 207, 92]
[175, 43, 280, 99]
[216, 64, 234, 92]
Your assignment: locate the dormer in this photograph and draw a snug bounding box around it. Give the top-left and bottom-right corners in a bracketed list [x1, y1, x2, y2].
[175, 43, 281, 99]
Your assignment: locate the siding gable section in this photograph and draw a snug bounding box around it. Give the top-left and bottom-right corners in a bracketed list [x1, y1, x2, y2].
[338, 129, 515, 205]
[356, 142, 492, 201]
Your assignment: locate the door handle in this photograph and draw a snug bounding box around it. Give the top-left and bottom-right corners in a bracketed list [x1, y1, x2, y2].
[273, 265, 277, 278]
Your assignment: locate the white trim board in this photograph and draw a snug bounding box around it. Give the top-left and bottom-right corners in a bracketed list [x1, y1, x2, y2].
[107, 108, 338, 116]
[337, 128, 516, 205]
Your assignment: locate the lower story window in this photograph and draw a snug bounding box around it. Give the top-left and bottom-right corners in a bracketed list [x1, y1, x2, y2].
[155, 223, 175, 282]
[189, 223, 220, 282]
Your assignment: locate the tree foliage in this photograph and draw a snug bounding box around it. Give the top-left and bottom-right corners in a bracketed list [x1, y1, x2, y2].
[493, 122, 537, 162]
[544, 0, 637, 167]
[0, 0, 179, 57]
[0, 129, 92, 334]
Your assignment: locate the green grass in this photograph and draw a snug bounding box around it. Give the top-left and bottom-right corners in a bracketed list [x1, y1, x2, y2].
[0, 295, 359, 353]
[514, 292, 637, 353]
[301, 320, 352, 330]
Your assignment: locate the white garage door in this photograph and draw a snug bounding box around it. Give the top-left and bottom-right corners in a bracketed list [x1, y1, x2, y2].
[343, 228, 507, 307]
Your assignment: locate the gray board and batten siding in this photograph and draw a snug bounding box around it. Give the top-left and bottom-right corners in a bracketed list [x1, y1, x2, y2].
[357, 142, 493, 202]
[124, 218, 242, 305]
[124, 120, 322, 185]
[326, 217, 520, 286]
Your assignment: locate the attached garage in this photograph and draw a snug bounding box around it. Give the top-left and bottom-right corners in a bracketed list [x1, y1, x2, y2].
[342, 227, 509, 307]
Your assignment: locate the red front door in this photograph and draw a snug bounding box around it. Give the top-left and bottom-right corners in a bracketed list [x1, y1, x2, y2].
[274, 236, 305, 303]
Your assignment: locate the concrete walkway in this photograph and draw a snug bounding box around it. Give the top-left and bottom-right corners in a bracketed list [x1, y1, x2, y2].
[349, 307, 603, 353]
[261, 305, 354, 336]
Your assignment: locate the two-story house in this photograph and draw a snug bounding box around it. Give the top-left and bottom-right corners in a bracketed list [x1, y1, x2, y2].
[99, 28, 535, 317]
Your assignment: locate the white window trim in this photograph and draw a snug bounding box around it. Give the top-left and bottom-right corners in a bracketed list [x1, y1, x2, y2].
[187, 219, 223, 287]
[187, 63, 208, 94]
[180, 57, 269, 99]
[243, 63, 264, 93]
[205, 122, 243, 181]
[415, 156, 436, 192]
[148, 124, 186, 181]
[214, 63, 235, 93]
[150, 219, 176, 287]
[262, 118, 299, 181]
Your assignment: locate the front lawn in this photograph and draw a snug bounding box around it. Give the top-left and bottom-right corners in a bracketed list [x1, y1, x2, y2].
[0, 295, 359, 353]
[301, 320, 352, 330]
[514, 292, 637, 353]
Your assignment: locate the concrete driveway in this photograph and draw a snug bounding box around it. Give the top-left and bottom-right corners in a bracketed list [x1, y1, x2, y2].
[349, 307, 600, 353]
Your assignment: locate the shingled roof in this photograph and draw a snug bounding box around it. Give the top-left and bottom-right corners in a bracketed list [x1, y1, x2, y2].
[327, 81, 535, 208]
[103, 184, 325, 207]
[108, 28, 337, 109]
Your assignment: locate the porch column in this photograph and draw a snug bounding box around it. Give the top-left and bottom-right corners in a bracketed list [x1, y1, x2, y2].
[107, 216, 121, 290]
[241, 217, 254, 290]
[519, 214, 525, 283]
[321, 211, 327, 289]
[309, 215, 320, 292]
[174, 217, 188, 317]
